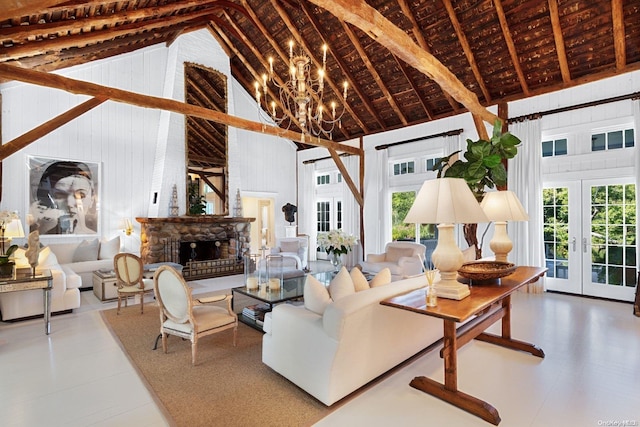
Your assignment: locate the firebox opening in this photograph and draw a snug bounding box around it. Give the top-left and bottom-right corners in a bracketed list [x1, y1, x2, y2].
[179, 240, 226, 265]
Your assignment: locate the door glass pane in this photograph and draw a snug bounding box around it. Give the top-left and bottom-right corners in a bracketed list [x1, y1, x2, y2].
[316, 201, 330, 232]
[391, 191, 416, 241]
[590, 184, 637, 287]
[543, 187, 569, 279]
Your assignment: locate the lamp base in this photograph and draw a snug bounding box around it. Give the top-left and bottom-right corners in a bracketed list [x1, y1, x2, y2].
[434, 272, 470, 300]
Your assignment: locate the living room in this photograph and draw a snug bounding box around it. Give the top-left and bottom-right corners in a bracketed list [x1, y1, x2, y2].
[1, 2, 640, 426]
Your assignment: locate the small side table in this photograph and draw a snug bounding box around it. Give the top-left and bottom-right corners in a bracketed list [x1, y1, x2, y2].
[93, 270, 118, 301]
[0, 268, 53, 334]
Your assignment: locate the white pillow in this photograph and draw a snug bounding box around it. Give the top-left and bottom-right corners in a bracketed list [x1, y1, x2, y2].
[370, 268, 392, 288]
[73, 238, 99, 262]
[329, 267, 355, 301]
[350, 267, 370, 292]
[99, 236, 121, 260]
[304, 274, 332, 315]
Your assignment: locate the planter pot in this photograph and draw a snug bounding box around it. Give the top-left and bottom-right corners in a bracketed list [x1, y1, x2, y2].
[0, 261, 15, 278]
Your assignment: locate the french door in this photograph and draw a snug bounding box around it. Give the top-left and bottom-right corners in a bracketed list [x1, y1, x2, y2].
[543, 178, 637, 301]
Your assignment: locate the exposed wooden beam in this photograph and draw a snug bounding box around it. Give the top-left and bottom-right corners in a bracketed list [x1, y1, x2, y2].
[0, 63, 361, 157]
[493, 0, 530, 96]
[340, 21, 408, 126]
[547, 0, 572, 83]
[611, 0, 626, 71]
[472, 114, 489, 141]
[0, 96, 107, 160]
[308, 0, 500, 127]
[327, 147, 363, 207]
[0, 0, 68, 22]
[394, 57, 433, 121]
[441, 0, 491, 103]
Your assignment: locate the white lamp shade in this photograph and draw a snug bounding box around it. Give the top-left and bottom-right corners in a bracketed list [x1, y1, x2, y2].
[4, 218, 25, 238]
[481, 190, 529, 222]
[404, 178, 488, 224]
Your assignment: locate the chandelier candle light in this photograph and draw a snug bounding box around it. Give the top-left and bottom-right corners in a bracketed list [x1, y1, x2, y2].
[255, 40, 348, 141]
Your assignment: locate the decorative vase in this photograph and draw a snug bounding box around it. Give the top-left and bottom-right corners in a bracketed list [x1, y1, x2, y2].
[330, 251, 342, 272]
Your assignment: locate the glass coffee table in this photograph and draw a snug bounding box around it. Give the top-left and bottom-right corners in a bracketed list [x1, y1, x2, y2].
[232, 271, 334, 330]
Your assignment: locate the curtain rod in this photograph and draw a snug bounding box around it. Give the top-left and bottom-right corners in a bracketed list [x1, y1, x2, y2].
[508, 91, 640, 123]
[374, 129, 464, 150]
[302, 152, 351, 165]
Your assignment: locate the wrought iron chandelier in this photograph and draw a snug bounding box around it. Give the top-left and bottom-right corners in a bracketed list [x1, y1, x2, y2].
[254, 40, 348, 142]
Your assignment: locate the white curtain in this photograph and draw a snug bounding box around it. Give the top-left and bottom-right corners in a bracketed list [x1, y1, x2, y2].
[633, 100, 640, 273]
[508, 118, 544, 292]
[300, 161, 317, 261]
[341, 155, 361, 267]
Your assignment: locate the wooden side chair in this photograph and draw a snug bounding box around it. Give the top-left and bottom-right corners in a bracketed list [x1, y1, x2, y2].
[114, 253, 154, 315]
[153, 265, 237, 365]
[634, 271, 640, 317]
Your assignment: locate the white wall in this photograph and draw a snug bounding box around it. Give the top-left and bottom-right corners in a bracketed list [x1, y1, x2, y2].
[0, 29, 297, 250]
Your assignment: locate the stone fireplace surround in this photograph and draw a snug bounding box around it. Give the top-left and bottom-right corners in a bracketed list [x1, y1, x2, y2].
[136, 216, 255, 280]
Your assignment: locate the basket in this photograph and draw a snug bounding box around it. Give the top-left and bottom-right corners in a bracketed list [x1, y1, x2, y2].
[457, 261, 516, 282]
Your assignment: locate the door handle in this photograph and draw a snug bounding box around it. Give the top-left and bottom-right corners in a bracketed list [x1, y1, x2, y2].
[571, 237, 576, 252]
[583, 237, 588, 253]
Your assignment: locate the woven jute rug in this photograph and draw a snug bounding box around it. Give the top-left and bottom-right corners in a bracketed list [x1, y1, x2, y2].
[100, 304, 331, 427]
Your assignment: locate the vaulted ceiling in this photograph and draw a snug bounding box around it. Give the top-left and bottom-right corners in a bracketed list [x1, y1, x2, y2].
[1, 0, 639, 151]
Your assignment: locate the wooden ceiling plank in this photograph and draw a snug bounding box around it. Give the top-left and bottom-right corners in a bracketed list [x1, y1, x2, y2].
[267, 0, 351, 140]
[0, 6, 219, 62]
[493, 0, 530, 96]
[547, 0, 572, 83]
[0, 95, 106, 160]
[441, 0, 491, 103]
[308, 0, 500, 127]
[0, 1, 68, 22]
[0, 63, 361, 156]
[340, 20, 409, 126]
[611, 0, 626, 71]
[297, 0, 381, 131]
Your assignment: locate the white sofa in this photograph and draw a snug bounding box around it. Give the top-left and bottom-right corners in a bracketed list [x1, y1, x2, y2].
[360, 241, 426, 281]
[47, 237, 120, 289]
[0, 247, 81, 321]
[262, 273, 442, 406]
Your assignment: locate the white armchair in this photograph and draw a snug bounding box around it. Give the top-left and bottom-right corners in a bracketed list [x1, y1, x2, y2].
[360, 241, 426, 281]
[270, 237, 308, 271]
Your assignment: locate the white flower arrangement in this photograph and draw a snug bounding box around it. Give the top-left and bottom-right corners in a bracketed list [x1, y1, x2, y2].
[317, 229, 357, 256]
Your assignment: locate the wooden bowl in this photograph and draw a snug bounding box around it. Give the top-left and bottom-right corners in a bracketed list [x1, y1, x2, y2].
[457, 261, 516, 283]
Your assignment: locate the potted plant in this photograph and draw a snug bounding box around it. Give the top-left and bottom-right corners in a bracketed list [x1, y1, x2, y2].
[432, 120, 521, 259]
[0, 244, 18, 277]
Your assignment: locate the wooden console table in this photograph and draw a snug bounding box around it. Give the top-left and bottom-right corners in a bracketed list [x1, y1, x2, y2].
[381, 266, 547, 425]
[0, 269, 53, 335]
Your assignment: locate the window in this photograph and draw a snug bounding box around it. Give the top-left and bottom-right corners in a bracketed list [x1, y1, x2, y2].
[425, 157, 441, 172]
[336, 201, 343, 230]
[316, 201, 330, 232]
[591, 128, 635, 152]
[392, 161, 415, 176]
[542, 138, 567, 157]
[317, 174, 330, 185]
[337, 173, 342, 183]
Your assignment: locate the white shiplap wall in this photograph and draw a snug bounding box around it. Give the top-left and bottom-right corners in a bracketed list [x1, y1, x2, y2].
[0, 29, 297, 250]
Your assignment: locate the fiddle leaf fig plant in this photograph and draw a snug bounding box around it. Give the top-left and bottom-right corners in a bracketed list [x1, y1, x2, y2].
[433, 120, 520, 200]
[432, 120, 521, 258]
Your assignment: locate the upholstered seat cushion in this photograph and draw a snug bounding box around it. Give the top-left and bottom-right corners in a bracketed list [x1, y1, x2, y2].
[163, 305, 236, 334]
[118, 278, 154, 293]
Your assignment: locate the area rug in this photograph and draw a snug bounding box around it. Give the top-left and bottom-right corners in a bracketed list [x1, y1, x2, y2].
[100, 304, 331, 427]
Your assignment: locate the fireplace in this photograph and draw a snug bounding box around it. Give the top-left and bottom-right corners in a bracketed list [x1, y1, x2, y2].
[136, 216, 255, 280]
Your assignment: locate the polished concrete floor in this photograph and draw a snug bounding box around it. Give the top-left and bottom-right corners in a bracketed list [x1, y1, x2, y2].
[1, 264, 639, 427]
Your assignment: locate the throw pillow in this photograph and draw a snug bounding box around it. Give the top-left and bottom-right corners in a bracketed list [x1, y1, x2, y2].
[72, 238, 99, 262]
[37, 246, 59, 267]
[385, 246, 415, 262]
[99, 236, 121, 260]
[329, 266, 356, 301]
[303, 274, 332, 315]
[279, 241, 299, 253]
[370, 268, 392, 288]
[350, 267, 370, 292]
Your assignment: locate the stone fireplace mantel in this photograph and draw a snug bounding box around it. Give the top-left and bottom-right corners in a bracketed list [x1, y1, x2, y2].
[136, 216, 255, 279]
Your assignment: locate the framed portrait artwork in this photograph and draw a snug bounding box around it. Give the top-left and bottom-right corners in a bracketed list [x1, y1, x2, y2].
[27, 156, 101, 236]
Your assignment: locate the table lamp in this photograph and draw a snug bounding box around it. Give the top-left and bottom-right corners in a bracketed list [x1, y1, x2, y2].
[1, 217, 25, 254]
[480, 190, 529, 262]
[405, 178, 488, 300]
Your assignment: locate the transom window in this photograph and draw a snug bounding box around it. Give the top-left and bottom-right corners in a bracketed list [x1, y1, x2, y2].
[591, 128, 634, 152]
[393, 161, 415, 176]
[317, 174, 330, 185]
[542, 138, 567, 157]
[425, 157, 441, 171]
